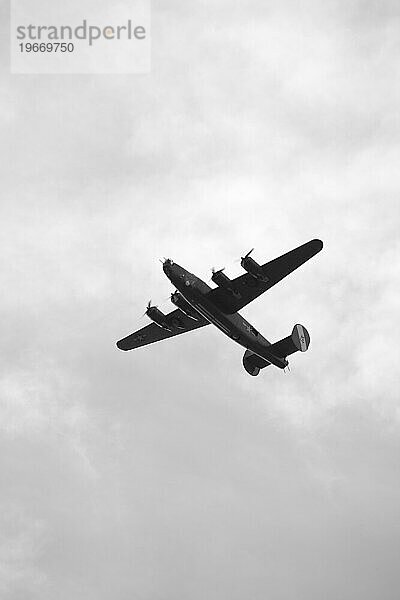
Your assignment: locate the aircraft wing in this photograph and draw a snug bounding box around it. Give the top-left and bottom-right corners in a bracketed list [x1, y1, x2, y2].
[206, 239, 323, 314]
[116, 309, 209, 351]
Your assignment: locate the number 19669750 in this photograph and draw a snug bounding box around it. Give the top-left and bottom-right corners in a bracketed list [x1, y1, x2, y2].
[19, 42, 75, 53]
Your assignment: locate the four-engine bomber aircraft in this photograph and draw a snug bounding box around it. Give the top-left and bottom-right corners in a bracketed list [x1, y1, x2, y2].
[116, 239, 323, 375]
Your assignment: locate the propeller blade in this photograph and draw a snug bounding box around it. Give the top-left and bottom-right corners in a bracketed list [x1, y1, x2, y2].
[210, 266, 225, 281]
[242, 248, 254, 260]
[141, 299, 153, 317]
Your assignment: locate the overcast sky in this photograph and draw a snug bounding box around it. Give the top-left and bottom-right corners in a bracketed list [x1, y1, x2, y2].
[1, 1, 400, 598]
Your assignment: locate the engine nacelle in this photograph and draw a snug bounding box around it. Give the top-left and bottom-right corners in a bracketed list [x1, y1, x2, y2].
[146, 306, 173, 331]
[211, 269, 241, 298]
[211, 269, 232, 288]
[170, 291, 201, 321]
[240, 255, 268, 282]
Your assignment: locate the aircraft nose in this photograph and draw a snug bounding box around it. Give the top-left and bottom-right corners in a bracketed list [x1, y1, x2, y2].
[162, 258, 174, 272]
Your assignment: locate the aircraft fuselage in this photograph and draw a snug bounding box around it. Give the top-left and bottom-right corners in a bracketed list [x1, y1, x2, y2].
[163, 260, 288, 369]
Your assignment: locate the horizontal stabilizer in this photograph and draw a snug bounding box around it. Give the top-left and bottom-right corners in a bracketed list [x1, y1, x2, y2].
[269, 324, 310, 358]
[242, 324, 310, 376]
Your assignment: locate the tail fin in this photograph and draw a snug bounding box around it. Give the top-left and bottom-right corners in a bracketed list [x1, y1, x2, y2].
[242, 324, 310, 376]
[270, 324, 310, 358]
[242, 350, 269, 376]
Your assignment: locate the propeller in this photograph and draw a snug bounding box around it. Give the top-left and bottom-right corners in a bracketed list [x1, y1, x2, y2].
[160, 257, 174, 266]
[241, 248, 254, 260]
[210, 266, 225, 281]
[142, 299, 154, 317]
[235, 248, 255, 264]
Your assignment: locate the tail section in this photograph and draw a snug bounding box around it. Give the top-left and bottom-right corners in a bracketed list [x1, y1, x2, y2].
[274, 324, 310, 357]
[242, 324, 310, 376]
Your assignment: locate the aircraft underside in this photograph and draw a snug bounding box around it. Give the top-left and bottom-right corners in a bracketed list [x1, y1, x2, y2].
[116, 239, 322, 376]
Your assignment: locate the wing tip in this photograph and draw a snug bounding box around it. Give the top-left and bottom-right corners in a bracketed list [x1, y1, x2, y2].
[116, 340, 129, 351]
[312, 238, 323, 252]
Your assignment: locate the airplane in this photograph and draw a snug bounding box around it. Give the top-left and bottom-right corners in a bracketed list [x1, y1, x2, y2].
[116, 239, 323, 376]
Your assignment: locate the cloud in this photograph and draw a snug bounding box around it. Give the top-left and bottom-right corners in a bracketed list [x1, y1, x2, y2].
[0, 505, 48, 598]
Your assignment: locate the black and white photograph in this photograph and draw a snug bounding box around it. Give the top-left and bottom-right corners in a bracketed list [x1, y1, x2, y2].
[1, 1, 400, 598]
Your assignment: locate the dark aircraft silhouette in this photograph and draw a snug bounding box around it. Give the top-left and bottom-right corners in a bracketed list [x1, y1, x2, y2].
[116, 239, 323, 375]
